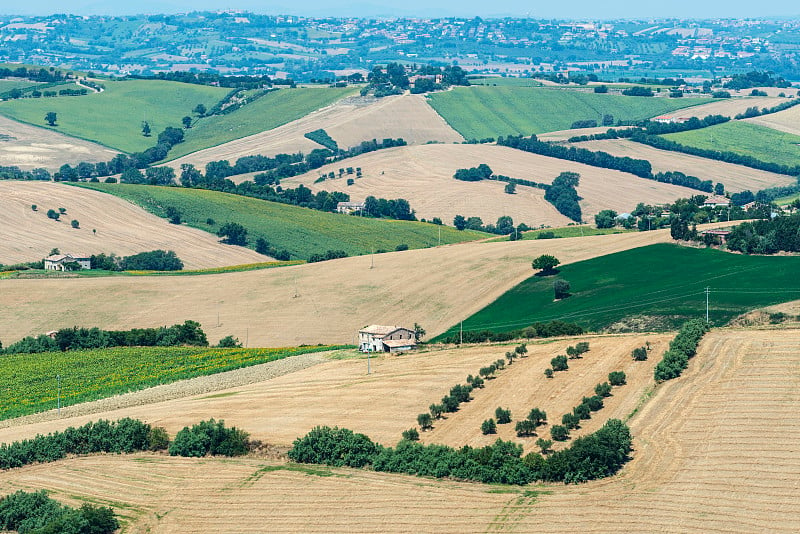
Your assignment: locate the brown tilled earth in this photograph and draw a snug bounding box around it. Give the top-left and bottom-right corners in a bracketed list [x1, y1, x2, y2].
[0, 115, 119, 170]
[1, 328, 798, 532]
[166, 93, 462, 172]
[281, 144, 699, 225]
[0, 181, 268, 268]
[0, 228, 681, 346]
[744, 102, 800, 136]
[574, 138, 795, 192]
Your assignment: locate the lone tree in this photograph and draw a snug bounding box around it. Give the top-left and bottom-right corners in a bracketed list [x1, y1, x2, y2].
[532, 254, 560, 274]
[142, 121, 151, 137]
[193, 103, 207, 116]
[217, 222, 248, 246]
[182, 116, 193, 129]
[45, 112, 57, 126]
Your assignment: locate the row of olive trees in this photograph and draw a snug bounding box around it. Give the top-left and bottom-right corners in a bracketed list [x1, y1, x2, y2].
[544, 341, 591, 378]
[550, 371, 627, 442]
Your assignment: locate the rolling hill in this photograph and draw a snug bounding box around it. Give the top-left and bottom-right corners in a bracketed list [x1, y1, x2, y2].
[280, 143, 700, 227]
[0, 181, 267, 268]
[426, 86, 708, 140]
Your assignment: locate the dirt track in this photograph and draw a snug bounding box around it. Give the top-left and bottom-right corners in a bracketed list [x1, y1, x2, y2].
[0, 181, 268, 268]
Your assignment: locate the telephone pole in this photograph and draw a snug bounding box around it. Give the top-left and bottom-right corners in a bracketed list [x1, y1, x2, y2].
[705, 287, 710, 323]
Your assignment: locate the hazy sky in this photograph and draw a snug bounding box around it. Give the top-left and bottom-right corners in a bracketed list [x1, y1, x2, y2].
[4, 0, 799, 20]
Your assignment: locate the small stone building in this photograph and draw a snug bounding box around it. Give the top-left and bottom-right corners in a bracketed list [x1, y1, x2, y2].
[44, 253, 91, 271]
[359, 325, 417, 353]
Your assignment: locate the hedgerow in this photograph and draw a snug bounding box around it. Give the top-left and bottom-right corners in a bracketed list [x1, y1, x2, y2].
[653, 319, 710, 381]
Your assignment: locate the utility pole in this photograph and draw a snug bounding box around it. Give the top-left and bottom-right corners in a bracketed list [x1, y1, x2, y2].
[57, 374, 61, 416]
[706, 287, 710, 323]
[370, 248, 374, 269]
[367, 350, 371, 375]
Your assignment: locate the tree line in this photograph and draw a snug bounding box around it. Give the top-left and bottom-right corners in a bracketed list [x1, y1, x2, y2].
[726, 214, 800, 255]
[653, 319, 709, 381]
[0, 490, 118, 534]
[0, 320, 208, 355]
[437, 320, 583, 344]
[288, 419, 632, 485]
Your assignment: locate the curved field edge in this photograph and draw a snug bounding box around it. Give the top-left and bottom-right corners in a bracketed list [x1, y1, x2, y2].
[69, 183, 489, 260]
[435, 243, 800, 340]
[0, 345, 346, 421]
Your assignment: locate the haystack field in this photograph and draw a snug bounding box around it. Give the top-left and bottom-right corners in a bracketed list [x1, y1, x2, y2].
[166, 93, 462, 172]
[0, 455, 513, 534]
[0, 181, 268, 268]
[655, 95, 789, 120]
[0, 229, 679, 347]
[281, 143, 699, 225]
[0, 115, 118, 170]
[574, 138, 795, 192]
[0, 334, 666, 449]
[745, 102, 800, 136]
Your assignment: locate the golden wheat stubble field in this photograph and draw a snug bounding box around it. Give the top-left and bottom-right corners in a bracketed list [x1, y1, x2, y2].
[0, 181, 268, 268]
[0, 115, 119, 170]
[2, 328, 799, 532]
[657, 95, 789, 119]
[0, 334, 666, 448]
[166, 93, 462, 172]
[282, 143, 700, 225]
[575, 138, 795, 192]
[744, 102, 800, 136]
[0, 229, 678, 347]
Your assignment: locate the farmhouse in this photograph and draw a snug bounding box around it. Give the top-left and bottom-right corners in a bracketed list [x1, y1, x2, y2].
[703, 195, 731, 208]
[44, 253, 91, 271]
[359, 325, 416, 353]
[337, 201, 366, 214]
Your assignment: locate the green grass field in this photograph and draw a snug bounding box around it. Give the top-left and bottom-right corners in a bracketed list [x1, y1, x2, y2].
[662, 121, 800, 168]
[0, 79, 41, 93]
[165, 86, 356, 160]
[0, 79, 229, 152]
[0, 345, 344, 420]
[426, 86, 707, 140]
[434, 243, 800, 340]
[73, 183, 488, 259]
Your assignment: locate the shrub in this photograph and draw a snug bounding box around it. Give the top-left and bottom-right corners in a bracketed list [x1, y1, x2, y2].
[584, 395, 604, 412]
[168, 419, 250, 457]
[594, 382, 612, 397]
[551, 355, 568, 372]
[287, 426, 381, 468]
[632, 346, 648, 361]
[70, 219, 80, 229]
[31, 204, 37, 211]
[216, 335, 242, 348]
[608, 371, 627, 386]
[562, 413, 580, 430]
[46, 209, 59, 221]
[0, 491, 118, 534]
[120, 250, 183, 271]
[417, 413, 433, 430]
[544, 368, 554, 379]
[573, 403, 591, 420]
[481, 418, 497, 435]
[550, 425, 570, 441]
[536, 438, 553, 454]
[495, 407, 512, 424]
[395, 244, 409, 251]
[147, 426, 170, 451]
[515, 419, 537, 437]
[554, 279, 571, 299]
[401, 428, 420, 441]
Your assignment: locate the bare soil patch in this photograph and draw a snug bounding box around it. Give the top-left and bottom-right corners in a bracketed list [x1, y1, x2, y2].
[575, 138, 795, 192]
[0, 115, 118, 170]
[0, 181, 268, 268]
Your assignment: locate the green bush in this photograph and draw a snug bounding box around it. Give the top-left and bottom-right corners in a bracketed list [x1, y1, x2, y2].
[551, 355, 568, 372]
[0, 491, 118, 534]
[515, 419, 537, 437]
[550, 425, 570, 441]
[632, 346, 648, 361]
[608, 371, 627, 386]
[287, 426, 381, 468]
[594, 382, 612, 397]
[481, 418, 497, 435]
[401, 428, 420, 441]
[168, 419, 250, 458]
[495, 407, 512, 424]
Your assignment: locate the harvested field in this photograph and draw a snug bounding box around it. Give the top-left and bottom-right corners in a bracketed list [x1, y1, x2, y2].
[0, 115, 118, 170]
[281, 143, 699, 226]
[0, 334, 666, 450]
[0, 455, 512, 534]
[2, 328, 798, 532]
[0, 181, 267, 268]
[512, 328, 800, 532]
[537, 125, 632, 142]
[0, 228, 681, 347]
[166, 93, 462, 172]
[574, 138, 795, 192]
[655, 95, 789, 119]
[745, 102, 800, 136]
